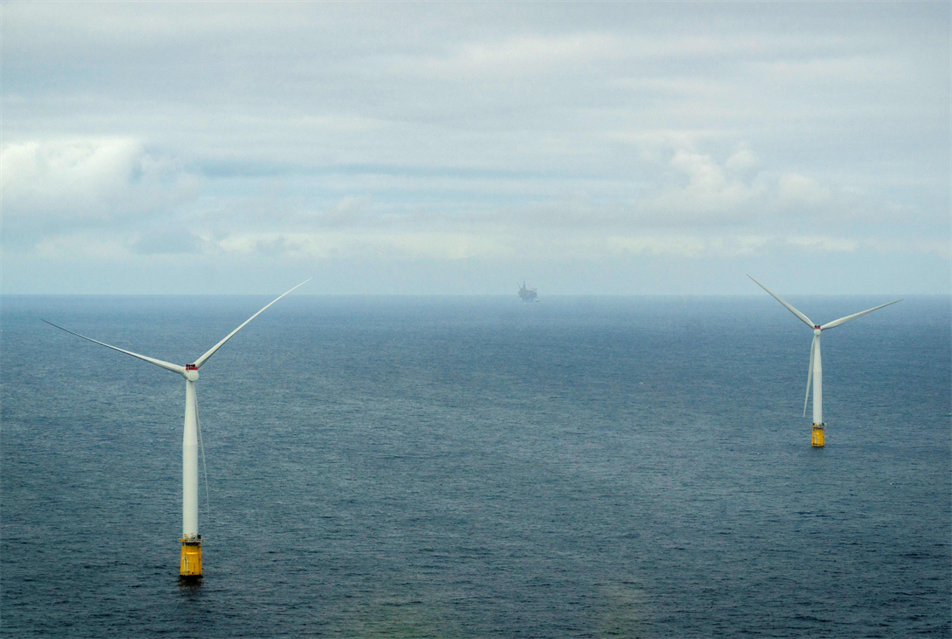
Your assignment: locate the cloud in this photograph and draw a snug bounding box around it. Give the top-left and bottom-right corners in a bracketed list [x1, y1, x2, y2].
[2, 4, 946, 293]
[725, 148, 760, 175]
[176, 135, 918, 244]
[785, 235, 858, 253]
[641, 143, 768, 224]
[214, 231, 513, 261]
[413, 33, 625, 78]
[862, 237, 949, 257]
[2, 138, 201, 240]
[132, 228, 206, 255]
[607, 235, 707, 258]
[754, 55, 904, 84]
[778, 173, 830, 209]
[35, 233, 131, 261]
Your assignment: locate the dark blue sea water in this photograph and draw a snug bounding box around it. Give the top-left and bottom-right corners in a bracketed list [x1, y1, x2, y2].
[2, 295, 949, 638]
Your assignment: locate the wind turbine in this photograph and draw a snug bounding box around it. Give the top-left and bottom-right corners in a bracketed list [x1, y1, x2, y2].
[44, 280, 309, 578]
[748, 276, 900, 447]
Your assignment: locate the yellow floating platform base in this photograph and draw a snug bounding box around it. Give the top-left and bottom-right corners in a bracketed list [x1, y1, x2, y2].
[180, 537, 203, 579]
[812, 424, 825, 448]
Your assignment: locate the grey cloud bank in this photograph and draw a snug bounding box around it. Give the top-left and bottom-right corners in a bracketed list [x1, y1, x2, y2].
[3, 3, 948, 295]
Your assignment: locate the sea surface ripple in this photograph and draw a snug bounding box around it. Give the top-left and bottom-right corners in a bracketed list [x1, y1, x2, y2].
[2, 295, 949, 638]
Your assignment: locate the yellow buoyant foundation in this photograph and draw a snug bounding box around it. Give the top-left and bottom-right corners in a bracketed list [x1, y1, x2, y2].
[180, 538, 203, 578]
[812, 424, 825, 448]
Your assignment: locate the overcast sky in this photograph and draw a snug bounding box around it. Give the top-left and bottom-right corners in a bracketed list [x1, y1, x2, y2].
[3, 2, 949, 295]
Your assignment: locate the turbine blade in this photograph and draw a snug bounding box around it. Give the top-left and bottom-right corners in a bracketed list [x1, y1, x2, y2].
[803, 335, 816, 418]
[748, 275, 815, 328]
[195, 393, 211, 521]
[42, 320, 185, 375]
[192, 279, 310, 369]
[820, 299, 902, 330]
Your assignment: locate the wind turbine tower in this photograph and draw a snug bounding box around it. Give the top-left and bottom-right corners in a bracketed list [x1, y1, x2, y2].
[45, 280, 309, 579]
[749, 276, 900, 447]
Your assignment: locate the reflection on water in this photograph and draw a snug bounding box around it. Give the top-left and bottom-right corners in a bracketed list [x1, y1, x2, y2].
[336, 594, 463, 639]
[597, 584, 652, 638]
[329, 582, 652, 638]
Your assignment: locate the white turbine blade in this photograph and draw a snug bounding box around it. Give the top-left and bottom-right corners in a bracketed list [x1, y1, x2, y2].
[803, 335, 816, 418]
[748, 275, 815, 328]
[43, 320, 185, 375]
[195, 393, 210, 522]
[820, 299, 902, 330]
[192, 279, 310, 369]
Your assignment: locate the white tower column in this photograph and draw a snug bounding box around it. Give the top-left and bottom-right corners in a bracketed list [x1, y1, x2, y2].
[811, 329, 825, 447]
[812, 331, 823, 426]
[183, 378, 199, 538]
[180, 373, 203, 578]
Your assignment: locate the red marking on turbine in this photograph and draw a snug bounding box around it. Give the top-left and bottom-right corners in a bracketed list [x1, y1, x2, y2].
[186, 364, 198, 371]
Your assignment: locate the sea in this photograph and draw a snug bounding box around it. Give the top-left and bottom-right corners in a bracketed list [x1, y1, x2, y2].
[2, 295, 949, 638]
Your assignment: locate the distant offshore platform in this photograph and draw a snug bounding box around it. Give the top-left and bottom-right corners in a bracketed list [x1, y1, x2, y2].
[518, 281, 538, 302]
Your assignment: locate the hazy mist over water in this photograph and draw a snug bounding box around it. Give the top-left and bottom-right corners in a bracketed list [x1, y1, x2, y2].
[2, 295, 949, 638]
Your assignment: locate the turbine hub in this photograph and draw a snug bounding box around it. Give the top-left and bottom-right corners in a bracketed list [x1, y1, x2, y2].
[185, 366, 199, 382]
[814, 327, 821, 336]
